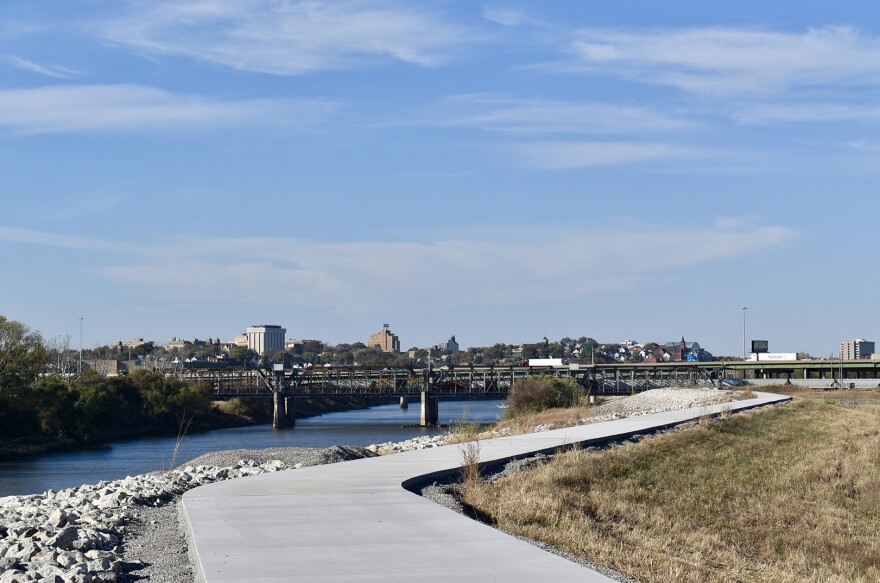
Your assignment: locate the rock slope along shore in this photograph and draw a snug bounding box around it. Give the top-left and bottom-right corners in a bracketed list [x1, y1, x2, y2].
[0, 446, 378, 583]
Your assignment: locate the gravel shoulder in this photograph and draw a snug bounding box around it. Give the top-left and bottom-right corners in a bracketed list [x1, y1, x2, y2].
[586, 387, 743, 421]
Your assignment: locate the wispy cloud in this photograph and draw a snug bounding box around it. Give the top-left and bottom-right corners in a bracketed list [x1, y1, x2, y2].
[0, 226, 140, 253]
[733, 102, 880, 124]
[0, 55, 79, 78]
[410, 94, 693, 136]
[0, 223, 797, 312]
[0, 84, 341, 134]
[566, 26, 880, 95]
[843, 139, 880, 154]
[513, 141, 707, 169]
[481, 7, 545, 28]
[94, 0, 472, 75]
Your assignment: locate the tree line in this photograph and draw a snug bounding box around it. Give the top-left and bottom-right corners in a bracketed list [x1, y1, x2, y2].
[0, 316, 239, 449]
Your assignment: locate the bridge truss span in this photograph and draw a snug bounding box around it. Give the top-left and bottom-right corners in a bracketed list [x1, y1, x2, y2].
[182, 363, 728, 400]
[180, 359, 880, 429]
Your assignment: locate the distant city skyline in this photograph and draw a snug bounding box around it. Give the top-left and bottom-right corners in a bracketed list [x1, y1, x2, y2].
[35, 318, 874, 359]
[2, 1, 879, 357]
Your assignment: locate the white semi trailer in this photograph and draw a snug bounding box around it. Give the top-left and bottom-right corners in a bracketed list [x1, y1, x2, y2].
[527, 358, 568, 367]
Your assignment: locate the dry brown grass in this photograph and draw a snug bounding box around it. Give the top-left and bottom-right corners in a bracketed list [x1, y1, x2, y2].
[445, 404, 484, 445]
[462, 399, 880, 583]
[771, 384, 880, 403]
[491, 404, 597, 435]
[445, 420, 483, 445]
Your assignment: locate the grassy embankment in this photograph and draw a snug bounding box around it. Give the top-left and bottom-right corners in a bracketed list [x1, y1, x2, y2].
[461, 387, 880, 583]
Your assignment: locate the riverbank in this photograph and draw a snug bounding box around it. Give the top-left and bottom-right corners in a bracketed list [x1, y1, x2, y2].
[1, 442, 412, 582]
[0, 412, 249, 464]
[0, 395, 387, 463]
[0, 445, 379, 582]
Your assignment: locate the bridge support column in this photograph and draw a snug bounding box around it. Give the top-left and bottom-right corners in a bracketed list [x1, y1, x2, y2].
[273, 392, 286, 430]
[400, 396, 408, 409]
[285, 397, 296, 427]
[420, 391, 438, 427]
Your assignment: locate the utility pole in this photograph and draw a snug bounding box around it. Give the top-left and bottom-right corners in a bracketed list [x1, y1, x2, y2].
[742, 307, 747, 360]
[79, 316, 84, 375]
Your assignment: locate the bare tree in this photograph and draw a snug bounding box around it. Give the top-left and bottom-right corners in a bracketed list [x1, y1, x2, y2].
[91, 345, 114, 377]
[45, 334, 76, 383]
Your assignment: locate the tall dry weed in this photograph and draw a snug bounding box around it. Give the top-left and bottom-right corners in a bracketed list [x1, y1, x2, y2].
[458, 438, 481, 487]
[168, 413, 192, 469]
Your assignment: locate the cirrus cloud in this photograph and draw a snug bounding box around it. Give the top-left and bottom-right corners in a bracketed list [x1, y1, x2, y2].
[0, 222, 798, 313]
[94, 0, 473, 75]
[513, 141, 709, 169]
[0, 55, 79, 78]
[0, 84, 341, 134]
[408, 94, 693, 136]
[567, 25, 880, 95]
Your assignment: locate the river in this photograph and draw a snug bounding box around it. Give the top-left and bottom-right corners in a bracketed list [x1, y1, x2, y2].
[0, 398, 505, 497]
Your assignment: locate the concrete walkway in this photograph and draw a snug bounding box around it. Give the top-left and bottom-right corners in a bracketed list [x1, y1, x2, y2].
[181, 391, 790, 582]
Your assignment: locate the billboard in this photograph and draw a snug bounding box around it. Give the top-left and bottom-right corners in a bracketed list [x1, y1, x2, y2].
[751, 340, 769, 354]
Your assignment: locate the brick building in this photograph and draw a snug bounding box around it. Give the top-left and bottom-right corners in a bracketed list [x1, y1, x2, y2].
[369, 325, 400, 353]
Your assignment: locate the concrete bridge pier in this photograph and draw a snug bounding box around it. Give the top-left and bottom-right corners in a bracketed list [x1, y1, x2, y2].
[273, 392, 286, 430]
[420, 391, 438, 427]
[285, 397, 296, 427]
[399, 396, 408, 409]
[272, 393, 295, 430]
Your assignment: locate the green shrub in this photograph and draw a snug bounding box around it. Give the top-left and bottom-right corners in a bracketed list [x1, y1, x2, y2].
[506, 377, 586, 417]
[216, 397, 261, 420]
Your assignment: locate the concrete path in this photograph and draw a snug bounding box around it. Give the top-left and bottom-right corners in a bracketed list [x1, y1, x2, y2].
[181, 391, 790, 582]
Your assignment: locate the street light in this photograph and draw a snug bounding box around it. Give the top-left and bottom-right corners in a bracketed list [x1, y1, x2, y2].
[742, 307, 747, 360]
[79, 316, 84, 374]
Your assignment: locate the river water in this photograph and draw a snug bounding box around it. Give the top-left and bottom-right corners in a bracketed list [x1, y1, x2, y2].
[0, 398, 505, 497]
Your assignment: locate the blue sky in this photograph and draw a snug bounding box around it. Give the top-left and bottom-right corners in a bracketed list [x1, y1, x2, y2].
[1, 1, 878, 356]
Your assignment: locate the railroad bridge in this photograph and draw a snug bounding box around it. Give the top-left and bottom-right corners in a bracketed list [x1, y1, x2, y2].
[183, 361, 714, 429]
[182, 358, 880, 429]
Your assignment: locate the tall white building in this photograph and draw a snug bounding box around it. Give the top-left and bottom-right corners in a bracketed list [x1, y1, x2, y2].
[246, 325, 286, 355]
[840, 338, 875, 360]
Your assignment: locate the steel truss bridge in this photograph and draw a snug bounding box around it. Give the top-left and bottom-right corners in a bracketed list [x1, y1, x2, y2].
[181, 359, 880, 428]
[184, 363, 714, 400]
[182, 362, 732, 415]
[184, 358, 880, 399]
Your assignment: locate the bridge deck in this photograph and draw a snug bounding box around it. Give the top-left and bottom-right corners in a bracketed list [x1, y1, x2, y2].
[180, 391, 790, 582]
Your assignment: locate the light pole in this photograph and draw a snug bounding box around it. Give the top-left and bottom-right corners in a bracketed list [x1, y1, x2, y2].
[78, 316, 83, 374]
[742, 307, 747, 360]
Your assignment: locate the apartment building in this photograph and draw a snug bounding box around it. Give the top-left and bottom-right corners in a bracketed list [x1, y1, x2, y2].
[840, 338, 875, 360]
[368, 325, 400, 353]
